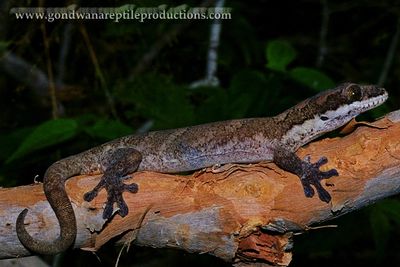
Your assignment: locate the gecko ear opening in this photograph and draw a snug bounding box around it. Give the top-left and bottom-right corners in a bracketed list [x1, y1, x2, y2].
[320, 116, 329, 121]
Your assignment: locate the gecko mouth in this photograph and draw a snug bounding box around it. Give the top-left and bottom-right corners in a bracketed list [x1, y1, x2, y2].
[355, 91, 388, 111]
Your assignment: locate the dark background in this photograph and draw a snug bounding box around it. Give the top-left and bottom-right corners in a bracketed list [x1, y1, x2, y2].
[1, 0, 400, 266]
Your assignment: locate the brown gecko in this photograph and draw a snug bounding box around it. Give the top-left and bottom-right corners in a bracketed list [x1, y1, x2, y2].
[16, 83, 388, 254]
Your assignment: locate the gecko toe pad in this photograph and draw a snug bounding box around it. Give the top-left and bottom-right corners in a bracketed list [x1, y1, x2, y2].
[124, 183, 139, 193]
[300, 156, 338, 203]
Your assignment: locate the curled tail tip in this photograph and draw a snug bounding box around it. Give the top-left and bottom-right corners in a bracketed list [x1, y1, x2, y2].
[16, 208, 75, 255]
[16, 208, 29, 235]
[16, 208, 28, 224]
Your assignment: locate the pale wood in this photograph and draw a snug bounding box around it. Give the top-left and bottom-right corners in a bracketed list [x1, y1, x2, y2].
[1, 111, 400, 266]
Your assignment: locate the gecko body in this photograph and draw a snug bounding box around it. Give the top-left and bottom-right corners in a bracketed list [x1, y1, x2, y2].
[16, 83, 388, 254]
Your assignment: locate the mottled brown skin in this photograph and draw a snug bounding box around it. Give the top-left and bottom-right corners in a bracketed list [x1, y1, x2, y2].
[16, 83, 388, 255]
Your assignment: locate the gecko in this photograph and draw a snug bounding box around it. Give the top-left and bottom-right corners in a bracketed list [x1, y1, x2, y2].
[16, 83, 388, 254]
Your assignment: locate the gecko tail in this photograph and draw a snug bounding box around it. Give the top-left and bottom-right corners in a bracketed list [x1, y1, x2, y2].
[15, 158, 81, 254]
[16, 198, 76, 254]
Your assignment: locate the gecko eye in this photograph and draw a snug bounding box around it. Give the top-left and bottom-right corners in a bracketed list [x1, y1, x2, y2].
[346, 84, 362, 101]
[320, 116, 329, 121]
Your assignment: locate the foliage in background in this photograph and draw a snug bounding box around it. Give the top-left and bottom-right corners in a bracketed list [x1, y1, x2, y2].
[0, 0, 399, 266]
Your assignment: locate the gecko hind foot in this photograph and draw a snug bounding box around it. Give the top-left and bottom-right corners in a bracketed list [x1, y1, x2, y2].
[103, 182, 138, 218]
[300, 156, 338, 203]
[83, 175, 138, 219]
[83, 147, 142, 219]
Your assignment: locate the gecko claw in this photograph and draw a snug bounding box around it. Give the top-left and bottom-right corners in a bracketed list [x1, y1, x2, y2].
[83, 191, 97, 202]
[315, 156, 328, 167]
[103, 200, 114, 219]
[300, 179, 315, 198]
[124, 183, 139, 193]
[319, 169, 339, 180]
[116, 197, 129, 217]
[315, 184, 332, 203]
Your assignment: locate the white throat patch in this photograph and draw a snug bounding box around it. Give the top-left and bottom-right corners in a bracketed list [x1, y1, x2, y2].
[280, 91, 388, 149]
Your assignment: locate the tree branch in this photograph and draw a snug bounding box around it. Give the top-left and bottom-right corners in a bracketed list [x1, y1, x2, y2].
[0, 51, 83, 102]
[130, 0, 215, 78]
[40, 17, 58, 119]
[316, 0, 330, 67]
[79, 25, 118, 120]
[2, 111, 400, 266]
[0, 52, 51, 97]
[190, 0, 225, 88]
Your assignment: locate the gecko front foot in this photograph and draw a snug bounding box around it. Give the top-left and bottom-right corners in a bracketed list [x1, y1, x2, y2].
[84, 175, 138, 219]
[83, 147, 142, 219]
[300, 156, 338, 203]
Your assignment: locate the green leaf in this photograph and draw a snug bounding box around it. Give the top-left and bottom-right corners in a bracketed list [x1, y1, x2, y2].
[289, 67, 335, 91]
[0, 127, 33, 161]
[7, 119, 78, 163]
[266, 40, 297, 72]
[85, 119, 134, 141]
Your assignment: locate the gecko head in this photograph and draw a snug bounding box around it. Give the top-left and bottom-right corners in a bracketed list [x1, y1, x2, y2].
[313, 82, 388, 130]
[279, 83, 388, 147]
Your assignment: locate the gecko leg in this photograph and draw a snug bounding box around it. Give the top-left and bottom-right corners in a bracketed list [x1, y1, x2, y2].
[273, 146, 338, 203]
[83, 148, 142, 219]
